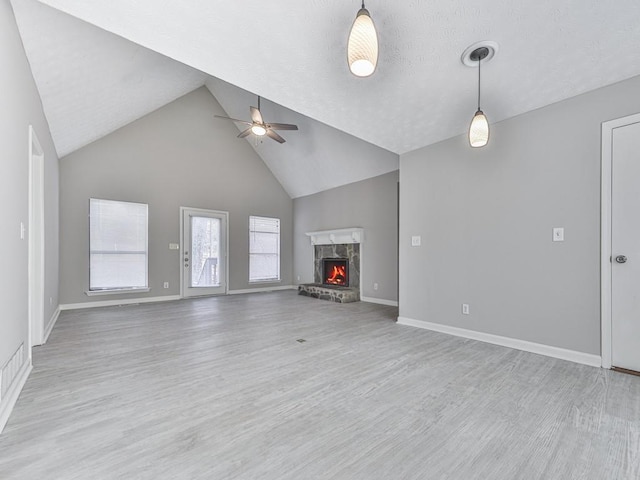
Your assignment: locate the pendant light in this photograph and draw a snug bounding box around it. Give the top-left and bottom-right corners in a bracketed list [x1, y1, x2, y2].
[468, 47, 490, 147]
[347, 1, 378, 77]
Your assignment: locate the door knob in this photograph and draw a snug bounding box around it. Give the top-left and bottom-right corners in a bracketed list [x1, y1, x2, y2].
[615, 255, 628, 264]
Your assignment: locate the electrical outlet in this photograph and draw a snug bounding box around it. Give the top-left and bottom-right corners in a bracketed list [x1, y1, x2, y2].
[163, 282, 169, 289]
[297, 275, 301, 282]
[411, 235, 421, 247]
[373, 282, 379, 291]
[462, 304, 470, 315]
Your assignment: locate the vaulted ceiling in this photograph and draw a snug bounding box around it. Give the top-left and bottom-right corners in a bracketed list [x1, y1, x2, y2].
[11, 0, 640, 197]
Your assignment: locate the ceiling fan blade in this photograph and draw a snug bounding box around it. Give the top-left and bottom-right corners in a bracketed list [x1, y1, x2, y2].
[214, 115, 252, 125]
[266, 129, 286, 144]
[267, 123, 298, 131]
[250, 107, 263, 124]
[238, 128, 252, 139]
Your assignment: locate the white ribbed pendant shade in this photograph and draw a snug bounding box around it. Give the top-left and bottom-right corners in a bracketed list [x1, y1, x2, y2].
[469, 110, 489, 147]
[347, 6, 378, 77]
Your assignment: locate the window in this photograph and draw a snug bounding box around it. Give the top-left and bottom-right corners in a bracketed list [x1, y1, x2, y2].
[249, 216, 280, 282]
[89, 198, 148, 292]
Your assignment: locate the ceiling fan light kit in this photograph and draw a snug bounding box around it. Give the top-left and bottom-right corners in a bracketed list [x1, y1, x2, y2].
[462, 41, 498, 148]
[251, 125, 267, 136]
[347, 1, 378, 77]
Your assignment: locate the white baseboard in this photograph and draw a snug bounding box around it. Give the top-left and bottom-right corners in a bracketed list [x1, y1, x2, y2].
[0, 359, 32, 434]
[60, 295, 181, 311]
[361, 296, 399, 307]
[228, 285, 296, 295]
[396, 316, 602, 368]
[43, 306, 61, 344]
[60, 288, 299, 309]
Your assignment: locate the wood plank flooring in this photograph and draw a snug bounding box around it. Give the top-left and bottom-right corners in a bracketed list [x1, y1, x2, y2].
[1, 291, 639, 479]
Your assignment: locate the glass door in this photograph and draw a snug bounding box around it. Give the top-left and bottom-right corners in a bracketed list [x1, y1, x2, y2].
[181, 208, 228, 297]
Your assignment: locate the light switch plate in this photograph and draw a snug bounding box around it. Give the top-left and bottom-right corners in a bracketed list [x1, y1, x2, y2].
[553, 227, 564, 242]
[169, 243, 179, 250]
[411, 235, 421, 247]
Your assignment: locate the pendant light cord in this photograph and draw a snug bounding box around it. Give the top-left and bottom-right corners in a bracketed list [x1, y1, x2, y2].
[477, 56, 481, 111]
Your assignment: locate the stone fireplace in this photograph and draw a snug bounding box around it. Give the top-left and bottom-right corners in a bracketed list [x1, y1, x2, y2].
[298, 228, 362, 303]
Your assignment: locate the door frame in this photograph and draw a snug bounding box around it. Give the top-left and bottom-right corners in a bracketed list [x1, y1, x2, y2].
[600, 112, 640, 369]
[179, 207, 229, 298]
[28, 126, 45, 348]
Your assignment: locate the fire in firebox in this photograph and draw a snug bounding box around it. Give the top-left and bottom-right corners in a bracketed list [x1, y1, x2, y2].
[323, 259, 349, 287]
[327, 265, 347, 285]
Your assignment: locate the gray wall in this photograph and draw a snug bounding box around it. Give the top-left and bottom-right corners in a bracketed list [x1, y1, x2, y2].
[60, 87, 293, 305]
[400, 74, 640, 356]
[294, 171, 399, 303]
[1, 0, 59, 366]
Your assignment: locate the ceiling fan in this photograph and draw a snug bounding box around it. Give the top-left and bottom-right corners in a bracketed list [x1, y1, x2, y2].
[215, 96, 298, 144]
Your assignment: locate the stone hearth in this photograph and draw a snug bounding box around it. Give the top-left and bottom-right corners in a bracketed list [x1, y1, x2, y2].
[298, 284, 360, 303]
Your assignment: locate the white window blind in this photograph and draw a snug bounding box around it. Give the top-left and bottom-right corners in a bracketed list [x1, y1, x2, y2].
[89, 198, 148, 291]
[249, 216, 280, 282]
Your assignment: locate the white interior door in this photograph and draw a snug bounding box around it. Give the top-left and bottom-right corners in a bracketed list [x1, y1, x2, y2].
[611, 120, 640, 372]
[181, 208, 228, 297]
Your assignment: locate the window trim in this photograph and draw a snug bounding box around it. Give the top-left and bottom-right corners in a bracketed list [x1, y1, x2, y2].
[249, 215, 281, 283]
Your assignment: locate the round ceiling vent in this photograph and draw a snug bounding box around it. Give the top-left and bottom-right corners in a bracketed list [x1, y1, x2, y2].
[461, 41, 499, 67]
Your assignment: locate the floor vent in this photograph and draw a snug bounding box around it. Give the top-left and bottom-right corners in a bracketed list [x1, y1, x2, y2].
[0, 343, 25, 402]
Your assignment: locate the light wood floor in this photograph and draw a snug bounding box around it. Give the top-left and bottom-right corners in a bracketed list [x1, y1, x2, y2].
[1, 291, 639, 479]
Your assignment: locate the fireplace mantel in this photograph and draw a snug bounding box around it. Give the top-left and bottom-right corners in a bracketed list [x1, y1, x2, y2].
[305, 228, 364, 245]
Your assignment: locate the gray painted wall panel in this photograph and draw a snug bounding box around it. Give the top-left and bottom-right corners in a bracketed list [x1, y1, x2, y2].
[59, 87, 292, 305]
[1, 0, 59, 364]
[294, 171, 399, 302]
[400, 74, 640, 355]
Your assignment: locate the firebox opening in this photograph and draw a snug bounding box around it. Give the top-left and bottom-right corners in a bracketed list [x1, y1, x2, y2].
[323, 259, 349, 287]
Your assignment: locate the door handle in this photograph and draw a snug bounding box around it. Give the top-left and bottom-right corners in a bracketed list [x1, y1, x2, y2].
[615, 255, 628, 264]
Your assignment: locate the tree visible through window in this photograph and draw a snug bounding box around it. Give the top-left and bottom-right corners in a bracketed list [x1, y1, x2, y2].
[249, 216, 280, 282]
[89, 198, 148, 291]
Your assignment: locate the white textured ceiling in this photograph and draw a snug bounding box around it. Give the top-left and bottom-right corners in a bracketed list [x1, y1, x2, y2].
[11, 0, 206, 157]
[11, 0, 640, 195]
